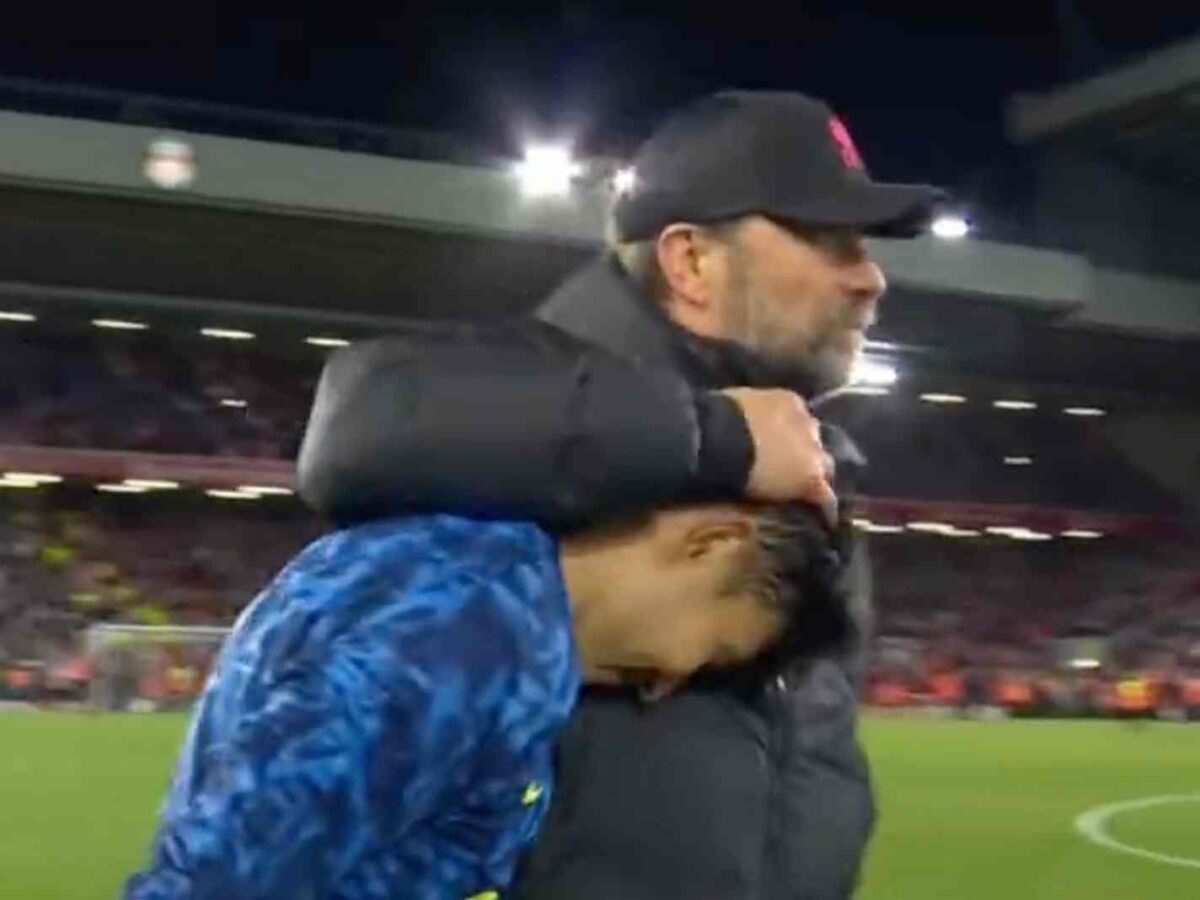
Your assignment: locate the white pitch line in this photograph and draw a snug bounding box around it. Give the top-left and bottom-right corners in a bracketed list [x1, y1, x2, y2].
[1073, 794, 1200, 871]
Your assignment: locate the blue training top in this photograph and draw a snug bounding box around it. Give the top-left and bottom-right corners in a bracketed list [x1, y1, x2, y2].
[125, 514, 580, 900]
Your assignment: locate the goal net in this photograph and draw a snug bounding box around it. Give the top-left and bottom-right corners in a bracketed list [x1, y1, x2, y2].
[84, 623, 230, 712]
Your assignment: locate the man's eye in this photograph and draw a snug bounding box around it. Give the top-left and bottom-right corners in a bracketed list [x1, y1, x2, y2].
[822, 230, 864, 261]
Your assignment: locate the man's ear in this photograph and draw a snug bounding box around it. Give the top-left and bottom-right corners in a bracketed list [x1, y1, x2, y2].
[656, 224, 724, 324]
[681, 516, 755, 562]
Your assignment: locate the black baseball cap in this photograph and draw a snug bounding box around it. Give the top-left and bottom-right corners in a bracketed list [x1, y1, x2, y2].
[613, 90, 947, 241]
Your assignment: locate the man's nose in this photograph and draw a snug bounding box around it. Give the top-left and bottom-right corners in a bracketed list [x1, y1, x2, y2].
[848, 259, 887, 306]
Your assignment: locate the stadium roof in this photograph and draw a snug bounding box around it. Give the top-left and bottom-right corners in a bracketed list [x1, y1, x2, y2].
[1008, 34, 1200, 191]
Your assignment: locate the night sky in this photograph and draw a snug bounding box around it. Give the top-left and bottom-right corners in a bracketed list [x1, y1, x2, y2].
[2, 2, 1198, 187]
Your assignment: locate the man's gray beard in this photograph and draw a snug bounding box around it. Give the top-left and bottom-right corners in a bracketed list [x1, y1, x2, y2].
[755, 339, 849, 399]
[802, 342, 855, 399]
[738, 288, 851, 399]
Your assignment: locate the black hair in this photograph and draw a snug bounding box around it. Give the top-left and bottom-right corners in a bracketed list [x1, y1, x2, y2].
[742, 503, 857, 670]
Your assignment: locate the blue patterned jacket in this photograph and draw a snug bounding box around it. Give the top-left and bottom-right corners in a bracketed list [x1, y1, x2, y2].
[126, 514, 580, 900]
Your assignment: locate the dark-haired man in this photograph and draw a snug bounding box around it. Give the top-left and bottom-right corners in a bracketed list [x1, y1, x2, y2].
[127, 492, 827, 898]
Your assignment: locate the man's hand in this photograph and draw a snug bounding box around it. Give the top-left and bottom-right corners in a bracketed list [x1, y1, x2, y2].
[722, 388, 838, 525]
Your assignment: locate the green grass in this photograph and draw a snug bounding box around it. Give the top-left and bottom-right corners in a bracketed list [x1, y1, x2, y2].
[1, 713, 1198, 898]
[0, 712, 185, 900]
[857, 718, 1200, 900]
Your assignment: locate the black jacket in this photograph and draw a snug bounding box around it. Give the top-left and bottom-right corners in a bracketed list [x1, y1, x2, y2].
[297, 256, 875, 900]
[298, 316, 754, 530]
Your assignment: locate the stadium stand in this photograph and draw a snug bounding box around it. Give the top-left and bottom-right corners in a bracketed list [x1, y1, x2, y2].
[833, 401, 1183, 515]
[866, 535, 1200, 717]
[0, 321, 317, 457]
[0, 314, 1184, 513]
[0, 487, 318, 700]
[0, 309, 1194, 716]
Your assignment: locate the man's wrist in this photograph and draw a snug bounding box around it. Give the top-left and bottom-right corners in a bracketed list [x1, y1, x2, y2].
[691, 392, 755, 498]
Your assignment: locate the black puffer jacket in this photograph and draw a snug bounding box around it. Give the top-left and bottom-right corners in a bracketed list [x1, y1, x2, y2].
[297, 256, 875, 900]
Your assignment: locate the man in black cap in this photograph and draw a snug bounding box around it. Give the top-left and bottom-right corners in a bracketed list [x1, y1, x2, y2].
[298, 90, 945, 899]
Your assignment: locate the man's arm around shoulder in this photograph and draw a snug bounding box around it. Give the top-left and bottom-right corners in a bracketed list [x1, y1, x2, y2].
[296, 319, 754, 527]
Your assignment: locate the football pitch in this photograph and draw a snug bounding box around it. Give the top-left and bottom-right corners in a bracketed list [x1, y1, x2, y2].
[1, 712, 1197, 899]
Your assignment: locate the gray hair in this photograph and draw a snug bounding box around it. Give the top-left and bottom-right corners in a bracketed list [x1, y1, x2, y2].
[606, 214, 745, 307]
[606, 211, 668, 305]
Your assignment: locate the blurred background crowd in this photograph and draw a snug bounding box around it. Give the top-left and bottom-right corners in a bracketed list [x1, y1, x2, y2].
[0, 322, 315, 457]
[0, 319, 1195, 718]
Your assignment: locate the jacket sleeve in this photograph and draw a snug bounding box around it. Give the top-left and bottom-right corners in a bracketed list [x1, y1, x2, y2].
[124, 647, 464, 899]
[296, 318, 754, 527]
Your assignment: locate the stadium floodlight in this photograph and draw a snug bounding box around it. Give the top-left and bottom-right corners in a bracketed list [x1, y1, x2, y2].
[993, 400, 1037, 411]
[906, 521, 955, 534]
[931, 214, 970, 240]
[201, 327, 256, 341]
[93, 319, 149, 331]
[305, 336, 351, 349]
[0, 311, 36, 322]
[854, 519, 906, 534]
[613, 166, 637, 195]
[144, 138, 196, 190]
[1009, 529, 1053, 542]
[205, 489, 262, 501]
[1003, 456, 1033, 466]
[96, 484, 149, 494]
[850, 357, 897, 387]
[4, 472, 63, 484]
[237, 485, 295, 496]
[219, 398, 248, 409]
[1062, 529, 1103, 540]
[905, 522, 979, 538]
[515, 145, 582, 197]
[123, 479, 180, 490]
[920, 393, 967, 405]
[985, 526, 1023, 536]
[1064, 407, 1106, 417]
[986, 525, 1052, 541]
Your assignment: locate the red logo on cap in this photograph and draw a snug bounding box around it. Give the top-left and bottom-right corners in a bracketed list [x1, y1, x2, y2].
[828, 117, 865, 171]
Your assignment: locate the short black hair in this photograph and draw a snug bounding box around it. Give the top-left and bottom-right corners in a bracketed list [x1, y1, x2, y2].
[744, 503, 855, 665]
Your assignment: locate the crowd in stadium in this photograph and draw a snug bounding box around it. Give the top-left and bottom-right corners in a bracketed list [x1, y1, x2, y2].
[2, 483, 1197, 718]
[0, 319, 1195, 717]
[0, 491, 317, 703]
[0, 323, 317, 458]
[0, 311, 1195, 720]
[0, 315, 1181, 519]
[866, 538, 1200, 717]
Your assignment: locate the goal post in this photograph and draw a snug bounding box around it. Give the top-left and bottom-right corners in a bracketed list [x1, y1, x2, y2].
[84, 623, 230, 712]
